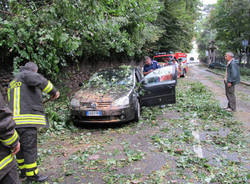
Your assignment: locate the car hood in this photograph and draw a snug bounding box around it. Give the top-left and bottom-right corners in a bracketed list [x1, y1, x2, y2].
[72, 87, 131, 102]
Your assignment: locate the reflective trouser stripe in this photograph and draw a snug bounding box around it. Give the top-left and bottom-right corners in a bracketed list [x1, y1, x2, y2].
[26, 168, 38, 176]
[17, 159, 25, 170]
[19, 165, 25, 170]
[0, 154, 13, 170]
[25, 162, 37, 169]
[17, 160, 38, 170]
[17, 159, 24, 164]
[0, 130, 18, 146]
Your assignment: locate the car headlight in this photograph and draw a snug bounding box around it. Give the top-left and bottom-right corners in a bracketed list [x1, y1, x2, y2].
[70, 98, 80, 108]
[113, 96, 129, 106]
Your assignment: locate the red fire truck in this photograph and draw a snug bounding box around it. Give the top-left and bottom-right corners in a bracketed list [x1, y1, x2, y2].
[153, 52, 181, 78]
[153, 52, 188, 78]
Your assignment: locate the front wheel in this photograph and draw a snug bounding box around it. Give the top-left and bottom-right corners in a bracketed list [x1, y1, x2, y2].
[134, 99, 140, 122]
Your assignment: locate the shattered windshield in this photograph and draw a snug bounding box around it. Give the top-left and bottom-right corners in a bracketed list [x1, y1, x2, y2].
[88, 66, 133, 89]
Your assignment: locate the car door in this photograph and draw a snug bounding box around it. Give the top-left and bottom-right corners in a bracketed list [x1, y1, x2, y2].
[139, 66, 177, 106]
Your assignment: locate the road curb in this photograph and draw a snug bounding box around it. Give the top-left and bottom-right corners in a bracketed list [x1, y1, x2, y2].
[206, 69, 250, 86]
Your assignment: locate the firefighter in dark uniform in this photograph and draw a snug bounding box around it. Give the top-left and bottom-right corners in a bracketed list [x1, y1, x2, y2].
[8, 62, 60, 183]
[0, 91, 21, 184]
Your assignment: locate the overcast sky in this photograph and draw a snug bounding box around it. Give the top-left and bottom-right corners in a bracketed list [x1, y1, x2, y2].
[202, 0, 217, 5]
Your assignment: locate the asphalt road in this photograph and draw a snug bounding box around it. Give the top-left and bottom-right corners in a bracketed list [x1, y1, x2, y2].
[37, 64, 249, 184]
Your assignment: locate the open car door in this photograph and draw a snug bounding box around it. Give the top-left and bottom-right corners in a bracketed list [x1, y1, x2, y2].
[139, 65, 177, 106]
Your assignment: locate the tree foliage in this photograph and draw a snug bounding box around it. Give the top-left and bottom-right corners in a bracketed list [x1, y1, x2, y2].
[197, 0, 250, 64]
[0, 0, 163, 76]
[196, 4, 216, 59]
[0, 0, 200, 77]
[152, 0, 200, 53]
[211, 0, 250, 55]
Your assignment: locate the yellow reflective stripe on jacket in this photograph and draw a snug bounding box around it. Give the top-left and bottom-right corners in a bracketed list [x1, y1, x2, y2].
[43, 81, 53, 94]
[17, 159, 24, 164]
[13, 114, 46, 121]
[25, 162, 37, 169]
[14, 115, 45, 120]
[14, 114, 45, 118]
[26, 168, 38, 176]
[0, 154, 13, 170]
[14, 120, 46, 126]
[0, 130, 18, 146]
[14, 114, 46, 126]
[13, 87, 21, 116]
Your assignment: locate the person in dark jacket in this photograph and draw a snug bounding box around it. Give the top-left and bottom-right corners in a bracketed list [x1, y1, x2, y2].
[224, 52, 240, 112]
[0, 91, 20, 184]
[143, 56, 160, 76]
[8, 62, 60, 183]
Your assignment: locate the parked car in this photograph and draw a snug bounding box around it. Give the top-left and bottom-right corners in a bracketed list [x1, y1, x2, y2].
[208, 62, 226, 69]
[70, 65, 177, 124]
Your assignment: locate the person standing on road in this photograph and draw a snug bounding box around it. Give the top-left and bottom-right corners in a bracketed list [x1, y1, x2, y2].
[0, 90, 21, 184]
[224, 52, 240, 112]
[8, 62, 60, 183]
[143, 56, 161, 76]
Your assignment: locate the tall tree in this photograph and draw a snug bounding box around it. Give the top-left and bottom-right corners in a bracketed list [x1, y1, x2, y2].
[210, 0, 250, 64]
[152, 0, 200, 53]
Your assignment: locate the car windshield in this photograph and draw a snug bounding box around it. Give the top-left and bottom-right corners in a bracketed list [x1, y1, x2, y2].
[88, 66, 133, 89]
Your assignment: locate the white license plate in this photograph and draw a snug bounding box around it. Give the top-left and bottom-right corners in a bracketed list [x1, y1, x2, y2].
[86, 111, 101, 116]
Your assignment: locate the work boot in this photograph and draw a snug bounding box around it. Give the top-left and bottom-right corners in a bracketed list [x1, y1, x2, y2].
[26, 174, 48, 183]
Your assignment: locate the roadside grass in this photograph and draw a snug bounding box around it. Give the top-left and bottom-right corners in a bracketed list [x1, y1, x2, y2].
[36, 79, 249, 183]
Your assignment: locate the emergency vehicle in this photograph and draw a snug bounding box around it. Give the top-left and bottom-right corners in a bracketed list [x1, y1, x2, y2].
[153, 52, 181, 78]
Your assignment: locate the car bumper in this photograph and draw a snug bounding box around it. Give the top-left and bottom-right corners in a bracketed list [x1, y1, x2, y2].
[71, 106, 135, 123]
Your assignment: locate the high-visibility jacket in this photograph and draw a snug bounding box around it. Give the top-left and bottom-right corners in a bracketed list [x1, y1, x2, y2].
[8, 67, 57, 128]
[0, 91, 19, 180]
